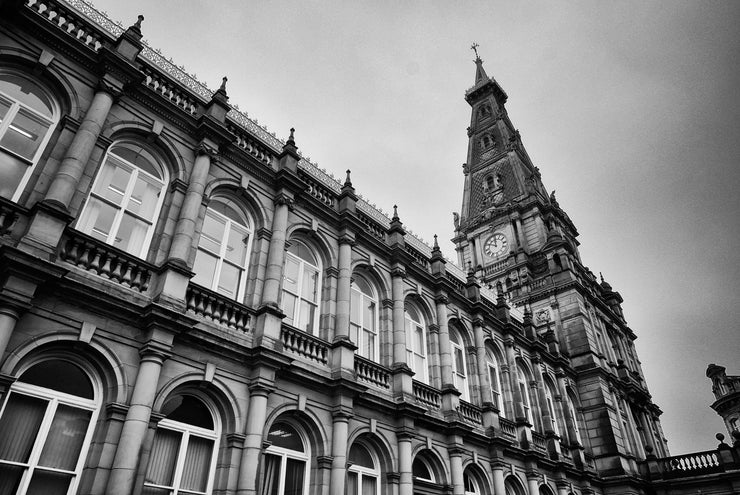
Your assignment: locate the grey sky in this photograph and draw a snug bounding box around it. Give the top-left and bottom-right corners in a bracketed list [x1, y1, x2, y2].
[90, 0, 740, 453]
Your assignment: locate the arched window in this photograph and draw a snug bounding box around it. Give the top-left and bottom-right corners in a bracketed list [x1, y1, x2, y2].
[262, 422, 309, 495]
[143, 394, 219, 495]
[566, 390, 583, 445]
[0, 359, 99, 495]
[544, 378, 560, 435]
[486, 349, 503, 416]
[516, 362, 535, 427]
[404, 303, 427, 383]
[450, 327, 469, 402]
[192, 197, 253, 300]
[411, 456, 435, 483]
[347, 443, 379, 495]
[463, 470, 481, 495]
[350, 276, 379, 361]
[504, 476, 526, 495]
[77, 141, 167, 258]
[0, 72, 58, 201]
[281, 240, 321, 333]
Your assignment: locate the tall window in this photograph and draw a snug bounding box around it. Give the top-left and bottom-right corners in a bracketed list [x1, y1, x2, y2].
[350, 276, 378, 361]
[450, 328, 469, 401]
[143, 394, 219, 495]
[516, 364, 534, 426]
[77, 142, 166, 258]
[544, 379, 560, 435]
[486, 350, 503, 416]
[192, 197, 252, 300]
[404, 304, 427, 383]
[0, 359, 99, 495]
[0, 73, 58, 201]
[411, 456, 435, 483]
[566, 391, 583, 445]
[262, 422, 308, 495]
[347, 443, 379, 495]
[463, 470, 481, 495]
[281, 241, 321, 333]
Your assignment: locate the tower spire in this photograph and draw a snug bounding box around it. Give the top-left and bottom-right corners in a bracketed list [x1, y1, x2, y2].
[471, 42, 489, 83]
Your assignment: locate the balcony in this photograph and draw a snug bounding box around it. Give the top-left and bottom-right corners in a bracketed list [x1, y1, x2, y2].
[185, 283, 254, 334]
[413, 380, 441, 410]
[280, 324, 329, 365]
[354, 355, 390, 389]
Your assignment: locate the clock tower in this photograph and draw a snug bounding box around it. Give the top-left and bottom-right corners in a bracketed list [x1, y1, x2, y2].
[454, 49, 671, 483]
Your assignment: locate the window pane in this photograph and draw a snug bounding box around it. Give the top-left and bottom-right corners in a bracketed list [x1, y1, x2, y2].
[348, 444, 374, 469]
[454, 348, 465, 376]
[218, 262, 241, 299]
[162, 395, 214, 430]
[225, 225, 248, 265]
[349, 324, 359, 346]
[0, 147, 28, 199]
[19, 361, 93, 399]
[114, 213, 148, 255]
[127, 173, 161, 220]
[141, 487, 170, 495]
[284, 458, 305, 495]
[412, 458, 431, 480]
[192, 250, 218, 289]
[94, 157, 131, 205]
[361, 475, 376, 495]
[0, 464, 24, 495]
[0, 393, 47, 463]
[346, 471, 358, 495]
[415, 355, 425, 379]
[261, 454, 281, 495]
[350, 289, 360, 323]
[363, 300, 375, 331]
[0, 95, 12, 120]
[38, 405, 92, 470]
[301, 267, 318, 303]
[145, 428, 181, 487]
[282, 292, 297, 325]
[199, 212, 225, 254]
[82, 198, 117, 242]
[414, 326, 424, 354]
[180, 436, 214, 492]
[267, 423, 303, 452]
[25, 469, 72, 495]
[363, 330, 375, 360]
[283, 256, 300, 294]
[0, 107, 50, 159]
[298, 300, 316, 333]
[0, 76, 54, 117]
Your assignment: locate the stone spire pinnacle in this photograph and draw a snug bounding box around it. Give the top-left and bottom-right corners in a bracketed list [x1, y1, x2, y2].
[471, 42, 489, 84]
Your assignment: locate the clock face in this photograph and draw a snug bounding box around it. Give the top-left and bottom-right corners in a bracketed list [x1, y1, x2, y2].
[484, 233, 508, 258]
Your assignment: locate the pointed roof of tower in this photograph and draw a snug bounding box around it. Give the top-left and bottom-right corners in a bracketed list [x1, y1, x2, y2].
[465, 44, 507, 104]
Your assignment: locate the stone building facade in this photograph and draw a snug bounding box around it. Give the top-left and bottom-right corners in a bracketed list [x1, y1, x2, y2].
[0, 0, 711, 494]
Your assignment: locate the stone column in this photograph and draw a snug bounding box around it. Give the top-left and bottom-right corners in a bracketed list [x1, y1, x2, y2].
[0, 307, 20, 360]
[334, 234, 354, 340]
[106, 340, 172, 495]
[397, 431, 413, 495]
[526, 473, 540, 495]
[390, 264, 413, 399]
[329, 409, 352, 495]
[434, 294, 453, 386]
[555, 370, 579, 446]
[504, 336, 524, 420]
[531, 355, 552, 434]
[236, 384, 272, 495]
[491, 462, 506, 495]
[448, 447, 465, 495]
[45, 89, 115, 209]
[260, 194, 291, 307]
[167, 147, 213, 264]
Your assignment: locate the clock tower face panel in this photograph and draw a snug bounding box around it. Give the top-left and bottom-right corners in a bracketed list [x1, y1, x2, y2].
[483, 231, 509, 259]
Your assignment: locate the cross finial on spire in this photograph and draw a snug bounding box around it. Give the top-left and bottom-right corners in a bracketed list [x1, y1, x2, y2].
[471, 42, 481, 61]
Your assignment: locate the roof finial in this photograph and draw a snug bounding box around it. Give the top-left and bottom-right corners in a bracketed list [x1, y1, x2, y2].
[600, 272, 604, 283]
[471, 42, 481, 61]
[219, 76, 228, 93]
[134, 14, 144, 29]
[287, 127, 295, 145]
[344, 169, 352, 187]
[392, 204, 399, 220]
[433, 234, 439, 249]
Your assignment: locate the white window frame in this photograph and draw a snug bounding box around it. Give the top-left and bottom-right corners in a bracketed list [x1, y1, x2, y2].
[0, 371, 99, 495]
[350, 278, 379, 361]
[516, 365, 534, 427]
[282, 241, 321, 333]
[450, 329, 469, 402]
[347, 444, 380, 495]
[404, 305, 428, 383]
[0, 73, 58, 202]
[544, 381, 560, 435]
[464, 471, 481, 495]
[486, 354, 503, 416]
[262, 425, 310, 495]
[411, 456, 435, 483]
[77, 143, 166, 259]
[143, 413, 220, 495]
[193, 201, 253, 301]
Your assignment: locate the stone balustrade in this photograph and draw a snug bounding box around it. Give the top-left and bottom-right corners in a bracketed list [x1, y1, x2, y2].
[26, 0, 105, 53]
[457, 400, 483, 427]
[229, 123, 273, 165]
[498, 417, 518, 442]
[298, 170, 337, 209]
[531, 430, 548, 454]
[405, 244, 430, 270]
[354, 355, 390, 389]
[185, 283, 253, 333]
[413, 380, 441, 410]
[142, 66, 199, 116]
[445, 272, 466, 296]
[280, 325, 328, 365]
[657, 450, 723, 479]
[357, 212, 386, 242]
[59, 229, 153, 292]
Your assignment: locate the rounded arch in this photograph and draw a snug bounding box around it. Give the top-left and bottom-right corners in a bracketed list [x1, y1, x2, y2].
[462, 461, 492, 495]
[539, 483, 557, 495]
[403, 291, 435, 326]
[263, 405, 330, 459]
[411, 446, 449, 486]
[205, 179, 268, 232]
[504, 474, 527, 495]
[0, 53, 75, 117]
[350, 261, 390, 300]
[152, 373, 242, 434]
[448, 317, 474, 347]
[346, 428, 396, 474]
[104, 121, 185, 182]
[2, 331, 127, 404]
[286, 226, 335, 270]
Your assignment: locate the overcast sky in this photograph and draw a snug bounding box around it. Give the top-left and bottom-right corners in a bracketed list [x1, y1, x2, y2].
[88, 0, 740, 454]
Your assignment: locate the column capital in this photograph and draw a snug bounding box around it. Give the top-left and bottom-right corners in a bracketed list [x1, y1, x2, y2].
[471, 316, 485, 328]
[139, 341, 172, 362]
[381, 298, 394, 309]
[428, 323, 440, 335]
[447, 446, 467, 457]
[390, 265, 406, 279]
[338, 232, 356, 246]
[256, 227, 273, 240]
[317, 455, 333, 470]
[434, 294, 449, 305]
[274, 192, 295, 208]
[248, 380, 276, 397]
[195, 141, 219, 157]
[386, 472, 400, 484]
